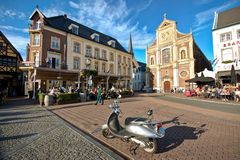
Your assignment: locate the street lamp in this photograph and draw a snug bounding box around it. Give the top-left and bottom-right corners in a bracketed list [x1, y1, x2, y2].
[105, 69, 110, 91]
[85, 58, 91, 100]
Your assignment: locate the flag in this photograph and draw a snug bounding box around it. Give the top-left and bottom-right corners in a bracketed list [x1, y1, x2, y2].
[235, 52, 238, 66]
[213, 58, 219, 66]
[212, 57, 217, 64]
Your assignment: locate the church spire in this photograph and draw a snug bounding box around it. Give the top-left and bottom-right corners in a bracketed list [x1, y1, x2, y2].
[128, 33, 134, 56]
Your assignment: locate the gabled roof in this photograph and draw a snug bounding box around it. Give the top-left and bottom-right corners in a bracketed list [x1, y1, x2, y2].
[0, 31, 23, 61]
[31, 8, 128, 54]
[29, 8, 45, 20]
[213, 6, 240, 30]
[137, 61, 146, 70]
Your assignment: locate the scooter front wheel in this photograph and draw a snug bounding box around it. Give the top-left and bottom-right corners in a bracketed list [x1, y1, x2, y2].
[144, 138, 158, 153]
[102, 128, 114, 139]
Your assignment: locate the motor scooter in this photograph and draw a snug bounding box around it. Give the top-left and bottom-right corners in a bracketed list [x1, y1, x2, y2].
[101, 98, 165, 154]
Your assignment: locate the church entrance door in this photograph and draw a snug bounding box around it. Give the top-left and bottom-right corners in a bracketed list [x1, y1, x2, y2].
[164, 81, 171, 92]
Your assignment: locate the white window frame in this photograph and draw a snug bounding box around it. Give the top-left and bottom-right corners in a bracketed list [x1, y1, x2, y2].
[123, 57, 126, 64]
[118, 55, 121, 63]
[34, 52, 39, 67]
[150, 56, 155, 65]
[86, 45, 92, 57]
[111, 41, 115, 47]
[95, 35, 99, 42]
[48, 52, 61, 69]
[33, 34, 40, 46]
[237, 30, 240, 39]
[51, 36, 60, 50]
[102, 62, 106, 72]
[73, 57, 80, 69]
[108, 40, 116, 48]
[110, 52, 114, 61]
[36, 20, 41, 30]
[220, 32, 232, 42]
[221, 48, 233, 62]
[109, 63, 114, 74]
[73, 42, 80, 53]
[95, 61, 99, 71]
[162, 48, 171, 65]
[94, 48, 100, 59]
[102, 50, 107, 60]
[72, 26, 78, 34]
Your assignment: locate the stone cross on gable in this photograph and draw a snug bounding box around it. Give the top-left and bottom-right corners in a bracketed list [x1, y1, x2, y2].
[164, 13, 167, 19]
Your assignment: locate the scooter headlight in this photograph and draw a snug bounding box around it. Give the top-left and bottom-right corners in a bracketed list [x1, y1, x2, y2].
[109, 104, 113, 108]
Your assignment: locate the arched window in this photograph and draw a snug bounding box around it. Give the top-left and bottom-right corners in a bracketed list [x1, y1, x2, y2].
[180, 50, 186, 59]
[162, 48, 170, 65]
[150, 57, 154, 65]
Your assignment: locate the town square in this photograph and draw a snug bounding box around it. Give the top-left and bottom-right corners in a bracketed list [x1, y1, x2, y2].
[0, 0, 240, 160]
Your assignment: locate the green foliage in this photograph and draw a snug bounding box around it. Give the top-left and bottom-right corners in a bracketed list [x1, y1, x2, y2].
[81, 69, 98, 78]
[120, 90, 133, 97]
[38, 92, 45, 100]
[28, 90, 33, 99]
[222, 60, 234, 64]
[57, 93, 80, 104]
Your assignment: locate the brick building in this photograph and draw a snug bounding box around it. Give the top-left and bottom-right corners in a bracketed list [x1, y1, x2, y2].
[23, 7, 135, 96]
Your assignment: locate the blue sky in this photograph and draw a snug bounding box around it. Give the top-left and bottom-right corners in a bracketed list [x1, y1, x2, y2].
[0, 0, 239, 63]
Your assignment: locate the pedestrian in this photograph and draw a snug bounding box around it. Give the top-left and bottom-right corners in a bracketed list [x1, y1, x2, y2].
[95, 86, 102, 105]
[0, 91, 3, 104]
[2, 87, 8, 104]
[101, 88, 106, 105]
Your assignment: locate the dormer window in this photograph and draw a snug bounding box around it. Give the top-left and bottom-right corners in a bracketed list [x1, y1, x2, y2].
[108, 40, 116, 48]
[91, 33, 100, 42]
[72, 26, 78, 34]
[68, 24, 79, 35]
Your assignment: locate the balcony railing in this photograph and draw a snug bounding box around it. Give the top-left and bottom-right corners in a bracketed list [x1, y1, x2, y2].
[29, 24, 42, 31]
[85, 54, 108, 61]
[20, 61, 68, 70]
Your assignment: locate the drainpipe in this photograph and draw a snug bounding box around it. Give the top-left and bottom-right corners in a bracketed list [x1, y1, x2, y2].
[32, 68, 36, 99]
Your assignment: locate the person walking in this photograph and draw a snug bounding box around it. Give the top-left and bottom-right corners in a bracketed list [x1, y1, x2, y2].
[95, 86, 102, 105]
[2, 87, 8, 104]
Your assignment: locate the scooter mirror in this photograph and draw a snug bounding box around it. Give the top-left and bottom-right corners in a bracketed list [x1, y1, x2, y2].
[109, 104, 113, 108]
[147, 109, 153, 116]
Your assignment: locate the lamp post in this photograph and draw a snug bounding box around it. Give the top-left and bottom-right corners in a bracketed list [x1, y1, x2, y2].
[85, 58, 91, 101]
[32, 68, 36, 99]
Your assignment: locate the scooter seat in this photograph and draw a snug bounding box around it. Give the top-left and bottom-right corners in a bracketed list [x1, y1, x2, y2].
[125, 117, 148, 125]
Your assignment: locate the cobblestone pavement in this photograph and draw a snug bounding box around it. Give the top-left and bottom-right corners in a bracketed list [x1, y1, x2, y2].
[47, 95, 240, 160]
[0, 99, 122, 160]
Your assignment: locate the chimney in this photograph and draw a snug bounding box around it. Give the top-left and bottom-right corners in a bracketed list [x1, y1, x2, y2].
[64, 14, 67, 19]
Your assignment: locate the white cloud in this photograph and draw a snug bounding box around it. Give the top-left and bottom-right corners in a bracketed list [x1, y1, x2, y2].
[0, 25, 28, 33]
[5, 33, 29, 60]
[193, 0, 239, 32]
[42, 8, 67, 17]
[68, 0, 154, 49]
[0, 8, 26, 19]
[192, 23, 211, 33]
[194, 0, 214, 5]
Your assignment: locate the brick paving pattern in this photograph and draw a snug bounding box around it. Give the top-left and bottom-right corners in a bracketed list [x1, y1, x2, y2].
[48, 95, 240, 160]
[0, 99, 119, 160]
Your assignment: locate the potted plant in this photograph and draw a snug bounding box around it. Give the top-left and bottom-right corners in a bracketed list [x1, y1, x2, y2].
[38, 92, 45, 106]
[28, 90, 33, 99]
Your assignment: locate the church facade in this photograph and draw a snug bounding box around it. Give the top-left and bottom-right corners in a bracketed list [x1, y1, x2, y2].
[146, 15, 212, 92]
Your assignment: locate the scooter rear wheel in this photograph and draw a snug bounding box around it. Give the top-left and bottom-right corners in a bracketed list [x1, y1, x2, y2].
[144, 138, 158, 153]
[102, 128, 114, 139]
